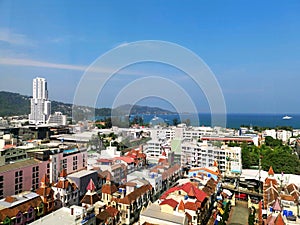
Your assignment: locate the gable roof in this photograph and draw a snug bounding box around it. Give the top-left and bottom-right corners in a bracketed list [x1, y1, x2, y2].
[160, 182, 207, 203]
[118, 184, 152, 205]
[54, 179, 77, 190]
[80, 193, 101, 205]
[101, 183, 118, 195]
[0, 194, 43, 221]
[160, 199, 178, 209]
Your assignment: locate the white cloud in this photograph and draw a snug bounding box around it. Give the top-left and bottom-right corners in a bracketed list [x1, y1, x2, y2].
[0, 57, 87, 71]
[0, 28, 34, 46]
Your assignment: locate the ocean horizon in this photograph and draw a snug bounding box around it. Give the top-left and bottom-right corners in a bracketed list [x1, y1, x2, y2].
[129, 113, 300, 129]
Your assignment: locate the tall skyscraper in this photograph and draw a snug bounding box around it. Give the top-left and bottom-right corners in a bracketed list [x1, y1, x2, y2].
[29, 77, 51, 125]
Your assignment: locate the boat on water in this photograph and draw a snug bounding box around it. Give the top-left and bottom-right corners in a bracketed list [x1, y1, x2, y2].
[282, 115, 292, 120]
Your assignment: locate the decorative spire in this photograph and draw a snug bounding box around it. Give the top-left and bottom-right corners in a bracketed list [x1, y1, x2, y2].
[274, 213, 285, 225]
[272, 198, 282, 212]
[40, 174, 50, 188]
[106, 172, 112, 182]
[268, 166, 275, 176]
[178, 199, 185, 212]
[188, 186, 196, 197]
[59, 168, 67, 178]
[213, 160, 218, 167]
[86, 179, 96, 192]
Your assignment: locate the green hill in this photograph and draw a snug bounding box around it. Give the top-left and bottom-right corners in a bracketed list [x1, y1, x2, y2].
[0, 91, 174, 118]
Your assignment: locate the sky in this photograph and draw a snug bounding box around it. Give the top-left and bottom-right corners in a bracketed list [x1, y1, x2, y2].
[0, 0, 300, 114]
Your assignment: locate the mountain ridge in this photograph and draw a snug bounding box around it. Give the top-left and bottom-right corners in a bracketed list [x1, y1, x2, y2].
[0, 91, 176, 117]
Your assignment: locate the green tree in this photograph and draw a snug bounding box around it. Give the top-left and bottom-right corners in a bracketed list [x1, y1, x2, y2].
[172, 118, 179, 126]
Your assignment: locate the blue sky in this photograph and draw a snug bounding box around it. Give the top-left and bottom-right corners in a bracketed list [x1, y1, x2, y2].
[0, 0, 300, 114]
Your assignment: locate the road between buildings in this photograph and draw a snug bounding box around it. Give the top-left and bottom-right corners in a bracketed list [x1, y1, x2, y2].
[228, 200, 249, 225]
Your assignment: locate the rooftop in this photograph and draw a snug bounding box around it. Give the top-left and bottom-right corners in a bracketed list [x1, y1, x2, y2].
[68, 169, 97, 178]
[0, 158, 40, 174]
[140, 202, 187, 225]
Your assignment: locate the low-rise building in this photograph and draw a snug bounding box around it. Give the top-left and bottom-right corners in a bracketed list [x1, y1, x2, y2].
[52, 169, 79, 208]
[0, 192, 44, 225]
[29, 205, 96, 225]
[68, 169, 98, 198]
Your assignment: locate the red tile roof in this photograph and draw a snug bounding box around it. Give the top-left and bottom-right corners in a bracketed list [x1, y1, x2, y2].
[160, 182, 207, 204]
[97, 158, 113, 163]
[160, 199, 178, 209]
[184, 201, 198, 211]
[114, 156, 135, 164]
[181, 183, 207, 202]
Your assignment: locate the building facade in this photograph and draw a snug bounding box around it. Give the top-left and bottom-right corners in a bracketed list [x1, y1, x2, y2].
[29, 77, 51, 125]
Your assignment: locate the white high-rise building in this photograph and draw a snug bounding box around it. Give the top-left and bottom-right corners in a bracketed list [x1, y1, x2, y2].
[29, 77, 51, 125]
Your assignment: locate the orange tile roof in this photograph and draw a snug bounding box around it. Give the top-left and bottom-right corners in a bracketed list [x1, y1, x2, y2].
[184, 201, 199, 211]
[106, 206, 119, 217]
[40, 174, 50, 187]
[59, 168, 67, 178]
[118, 184, 152, 205]
[274, 213, 285, 225]
[36, 186, 54, 198]
[178, 200, 185, 211]
[268, 166, 275, 176]
[54, 179, 77, 190]
[101, 183, 118, 194]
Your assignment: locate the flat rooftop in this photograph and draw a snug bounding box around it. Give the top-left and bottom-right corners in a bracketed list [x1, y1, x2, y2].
[140, 202, 187, 225]
[68, 169, 97, 178]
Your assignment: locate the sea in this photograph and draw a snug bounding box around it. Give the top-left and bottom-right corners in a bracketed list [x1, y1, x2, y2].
[128, 113, 300, 129]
